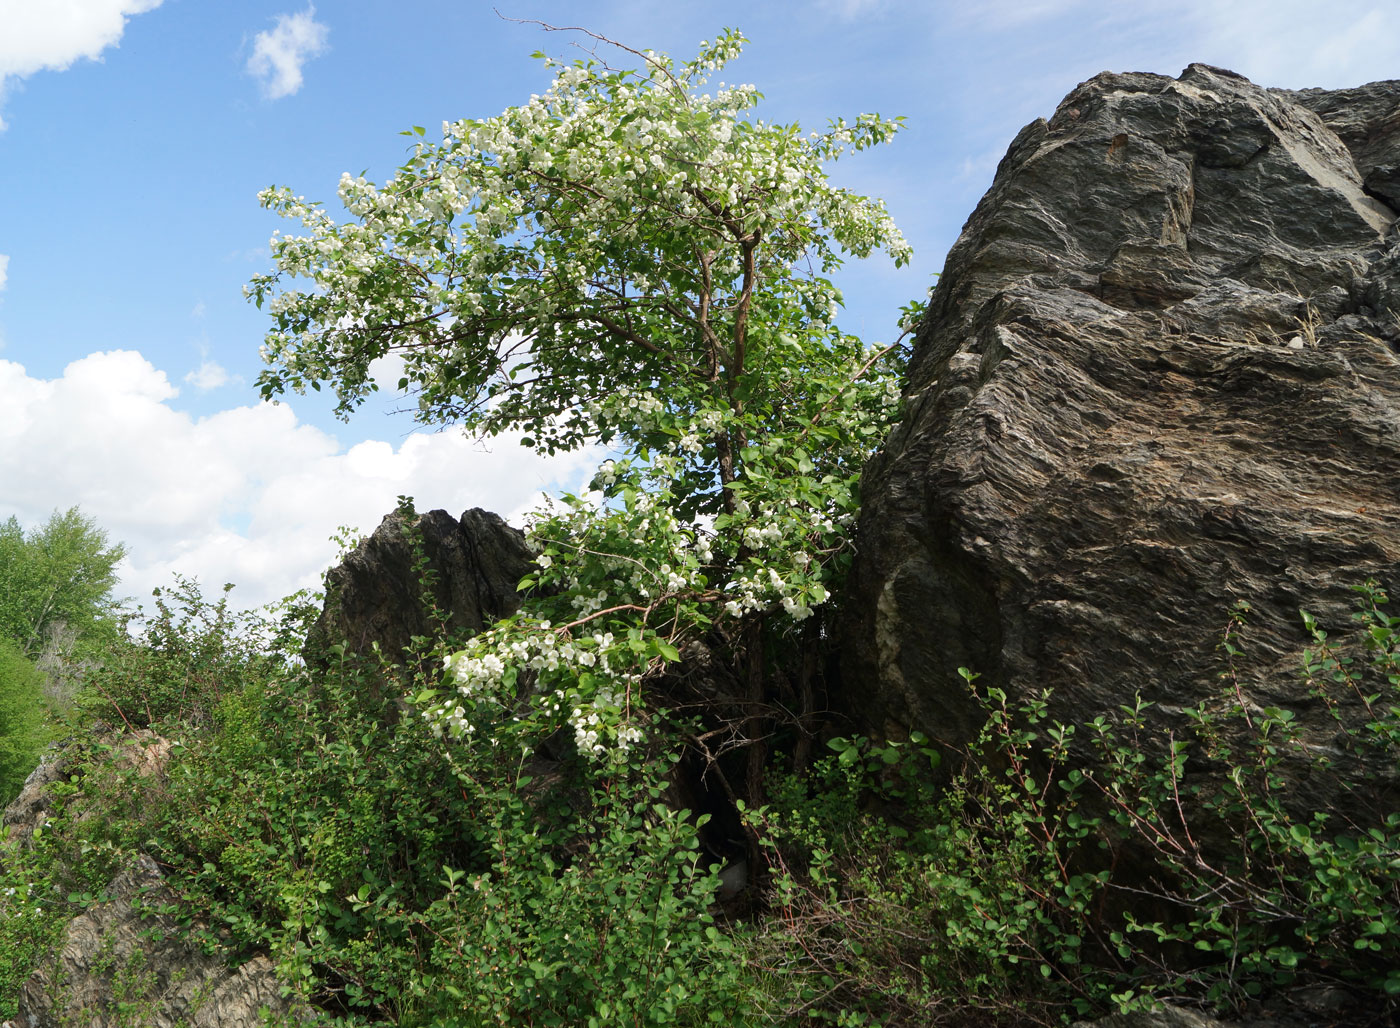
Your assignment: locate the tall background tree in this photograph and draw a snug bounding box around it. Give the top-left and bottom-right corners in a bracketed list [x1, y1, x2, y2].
[0, 507, 127, 659]
[0, 508, 126, 799]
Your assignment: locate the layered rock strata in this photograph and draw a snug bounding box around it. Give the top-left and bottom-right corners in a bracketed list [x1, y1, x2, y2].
[842, 65, 1400, 819]
[2, 733, 305, 1028]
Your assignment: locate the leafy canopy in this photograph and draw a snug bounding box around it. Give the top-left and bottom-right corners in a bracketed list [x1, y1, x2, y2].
[251, 28, 916, 759]
[250, 28, 908, 465]
[0, 508, 127, 658]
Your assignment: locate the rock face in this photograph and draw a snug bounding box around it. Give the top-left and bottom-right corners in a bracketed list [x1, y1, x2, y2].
[306, 506, 536, 664]
[2, 752, 71, 851]
[1, 729, 171, 851]
[842, 65, 1400, 815]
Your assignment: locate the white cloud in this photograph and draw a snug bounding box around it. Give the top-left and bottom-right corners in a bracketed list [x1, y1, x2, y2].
[246, 6, 329, 100]
[0, 0, 163, 127]
[0, 350, 598, 611]
[184, 359, 231, 391]
[0, 254, 8, 291]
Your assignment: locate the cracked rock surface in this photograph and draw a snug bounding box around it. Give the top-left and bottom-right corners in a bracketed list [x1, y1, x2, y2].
[306, 507, 535, 667]
[2, 734, 307, 1028]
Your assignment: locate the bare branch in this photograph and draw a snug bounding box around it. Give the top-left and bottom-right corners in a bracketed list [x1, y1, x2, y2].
[493, 11, 688, 97]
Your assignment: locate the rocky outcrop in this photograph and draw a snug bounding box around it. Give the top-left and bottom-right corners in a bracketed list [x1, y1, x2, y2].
[12, 856, 306, 1028]
[1280, 80, 1400, 209]
[842, 66, 1400, 818]
[1075, 1007, 1229, 1028]
[2, 752, 70, 851]
[1, 730, 170, 851]
[1074, 989, 1363, 1028]
[306, 507, 536, 665]
[2, 734, 305, 1028]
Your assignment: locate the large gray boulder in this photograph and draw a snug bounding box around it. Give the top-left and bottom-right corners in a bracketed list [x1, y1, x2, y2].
[841, 65, 1400, 818]
[306, 506, 536, 665]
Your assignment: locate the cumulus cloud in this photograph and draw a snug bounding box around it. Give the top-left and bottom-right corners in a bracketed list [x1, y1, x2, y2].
[0, 0, 163, 128]
[0, 254, 8, 291]
[0, 350, 597, 610]
[246, 6, 329, 100]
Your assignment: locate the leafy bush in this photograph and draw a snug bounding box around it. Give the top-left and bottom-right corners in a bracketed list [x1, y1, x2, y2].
[401, 746, 750, 1027]
[1097, 585, 1400, 1003]
[0, 735, 164, 1021]
[141, 626, 748, 1027]
[0, 638, 48, 804]
[0, 832, 73, 1018]
[72, 576, 305, 732]
[10, 563, 1399, 1026]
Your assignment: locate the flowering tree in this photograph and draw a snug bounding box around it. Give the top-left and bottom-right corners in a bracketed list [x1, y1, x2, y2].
[250, 28, 916, 774]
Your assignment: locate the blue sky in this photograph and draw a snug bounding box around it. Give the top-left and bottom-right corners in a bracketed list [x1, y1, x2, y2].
[1, 0, 1397, 608]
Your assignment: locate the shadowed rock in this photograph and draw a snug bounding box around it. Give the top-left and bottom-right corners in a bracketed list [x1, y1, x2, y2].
[1279, 79, 1400, 208]
[306, 506, 536, 667]
[842, 64, 1400, 823]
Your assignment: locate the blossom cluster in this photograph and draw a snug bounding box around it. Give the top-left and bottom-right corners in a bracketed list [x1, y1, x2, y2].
[0, 879, 51, 923]
[247, 28, 910, 434]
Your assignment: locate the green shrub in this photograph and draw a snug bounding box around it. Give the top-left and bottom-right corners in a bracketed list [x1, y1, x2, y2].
[404, 748, 750, 1027]
[146, 633, 751, 1026]
[747, 583, 1400, 1025]
[0, 637, 48, 804]
[0, 833, 72, 1018]
[1101, 586, 1400, 1003]
[0, 739, 155, 1021]
[21, 554, 1399, 1025]
[744, 731, 1076, 1026]
[72, 576, 301, 732]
